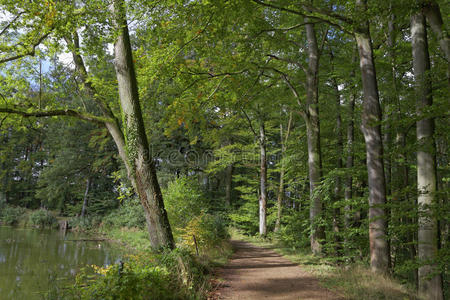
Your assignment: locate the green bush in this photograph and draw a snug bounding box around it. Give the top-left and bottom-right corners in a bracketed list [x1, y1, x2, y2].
[72, 248, 208, 300]
[0, 205, 26, 225]
[180, 213, 229, 255]
[229, 200, 259, 234]
[102, 197, 146, 229]
[277, 210, 310, 249]
[163, 176, 209, 229]
[69, 215, 103, 231]
[28, 209, 57, 228]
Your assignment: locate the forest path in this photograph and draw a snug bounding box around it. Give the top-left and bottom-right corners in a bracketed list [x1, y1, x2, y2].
[215, 240, 343, 300]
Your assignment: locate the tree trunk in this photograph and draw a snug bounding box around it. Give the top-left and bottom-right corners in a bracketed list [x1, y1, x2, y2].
[304, 20, 324, 255]
[81, 177, 90, 218]
[275, 112, 292, 233]
[225, 164, 233, 206]
[112, 0, 174, 249]
[355, 0, 389, 273]
[422, 0, 450, 84]
[259, 120, 267, 236]
[411, 12, 444, 300]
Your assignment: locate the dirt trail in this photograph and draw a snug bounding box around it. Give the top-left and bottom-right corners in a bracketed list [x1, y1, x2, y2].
[215, 240, 343, 300]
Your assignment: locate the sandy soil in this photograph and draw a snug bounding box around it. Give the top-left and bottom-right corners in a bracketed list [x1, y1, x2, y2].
[213, 240, 343, 300]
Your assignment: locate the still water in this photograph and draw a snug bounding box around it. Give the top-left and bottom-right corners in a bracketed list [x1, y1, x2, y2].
[0, 226, 121, 299]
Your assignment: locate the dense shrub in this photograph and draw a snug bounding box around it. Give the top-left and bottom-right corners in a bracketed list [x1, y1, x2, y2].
[276, 210, 310, 249]
[0, 205, 26, 225]
[72, 248, 208, 300]
[180, 213, 229, 255]
[163, 176, 209, 229]
[69, 215, 103, 231]
[229, 200, 259, 234]
[28, 209, 58, 228]
[102, 197, 146, 229]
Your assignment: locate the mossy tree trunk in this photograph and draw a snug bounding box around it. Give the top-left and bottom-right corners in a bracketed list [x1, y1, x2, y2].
[111, 0, 174, 249]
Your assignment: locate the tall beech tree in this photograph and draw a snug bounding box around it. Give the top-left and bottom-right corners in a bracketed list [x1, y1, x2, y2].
[353, 0, 389, 274]
[411, 10, 443, 299]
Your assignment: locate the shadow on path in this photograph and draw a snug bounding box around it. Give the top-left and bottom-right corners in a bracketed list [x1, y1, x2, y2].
[215, 240, 343, 300]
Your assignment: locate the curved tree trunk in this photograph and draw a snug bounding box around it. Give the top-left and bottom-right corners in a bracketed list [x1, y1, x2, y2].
[411, 12, 444, 300]
[355, 0, 389, 273]
[112, 0, 174, 249]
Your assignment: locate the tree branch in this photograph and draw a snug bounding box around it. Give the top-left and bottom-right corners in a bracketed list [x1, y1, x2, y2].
[0, 11, 25, 37]
[241, 108, 258, 138]
[0, 30, 53, 64]
[251, 0, 353, 34]
[267, 54, 306, 73]
[0, 107, 109, 125]
[65, 33, 123, 126]
[168, 13, 215, 62]
[254, 22, 316, 37]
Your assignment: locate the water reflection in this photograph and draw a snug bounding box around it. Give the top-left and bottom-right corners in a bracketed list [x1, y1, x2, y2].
[0, 226, 121, 299]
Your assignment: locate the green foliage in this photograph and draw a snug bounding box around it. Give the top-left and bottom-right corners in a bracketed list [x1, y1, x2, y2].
[36, 121, 118, 213]
[229, 200, 259, 234]
[179, 213, 229, 255]
[163, 176, 209, 229]
[69, 215, 103, 232]
[102, 197, 146, 229]
[72, 248, 208, 300]
[0, 0, 448, 298]
[276, 210, 310, 249]
[0, 204, 26, 226]
[28, 209, 57, 228]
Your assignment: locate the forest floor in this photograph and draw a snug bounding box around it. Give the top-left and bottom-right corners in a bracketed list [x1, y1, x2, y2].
[212, 240, 343, 300]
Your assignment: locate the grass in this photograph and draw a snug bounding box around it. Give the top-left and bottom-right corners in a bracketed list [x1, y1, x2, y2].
[230, 229, 419, 300]
[100, 227, 152, 252]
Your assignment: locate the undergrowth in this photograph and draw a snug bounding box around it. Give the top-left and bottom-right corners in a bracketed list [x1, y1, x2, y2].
[69, 248, 211, 300]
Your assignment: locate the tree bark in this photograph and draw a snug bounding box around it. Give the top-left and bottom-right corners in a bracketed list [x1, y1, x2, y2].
[354, 0, 389, 273]
[422, 0, 450, 83]
[81, 177, 90, 218]
[259, 120, 267, 236]
[112, 0, 174, 249]
[411, 12, 444, 300]
[304, 20, 324, 255]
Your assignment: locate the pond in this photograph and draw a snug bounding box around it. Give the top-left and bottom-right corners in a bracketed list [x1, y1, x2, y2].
[0, 226, 122, 299]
